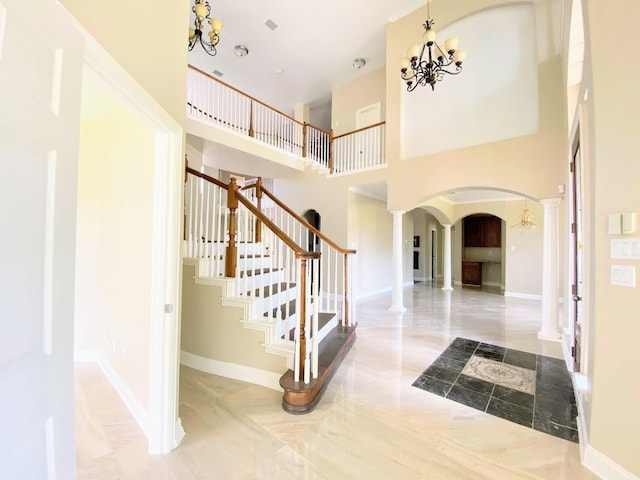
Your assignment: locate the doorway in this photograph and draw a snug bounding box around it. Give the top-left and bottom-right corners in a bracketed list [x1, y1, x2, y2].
[431, 229, 437, 280]
[570, 129, 584, 372]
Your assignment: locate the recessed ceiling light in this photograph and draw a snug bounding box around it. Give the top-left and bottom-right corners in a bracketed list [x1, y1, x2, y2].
[265, 19, 278, 31]
[353, 57, 367, 69]
[234, 45, 249, 57]
[275, 68, 284, 75]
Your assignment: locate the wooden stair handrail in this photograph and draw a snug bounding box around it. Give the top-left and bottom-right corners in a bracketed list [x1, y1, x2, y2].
[189, 64, 305, 127]
[185, 166, 229, 190]
[244, 183, 356, 256]
[332, 121, 386, 140]
[186, 166, 318, 260]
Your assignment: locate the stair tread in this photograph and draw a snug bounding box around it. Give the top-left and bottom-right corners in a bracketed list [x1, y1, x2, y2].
[287, 312, 336, 341]
[251, 282, 296, 298]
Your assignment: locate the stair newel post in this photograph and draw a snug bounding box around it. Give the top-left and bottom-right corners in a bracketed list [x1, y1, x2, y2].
[297, 255, 308, 382]
[225, 177, 239, 278]
[255, 177, 263, 243]
[249, 101, 255, 138]
[328, 128, 334, 173]
[184, 155, 189, 241]
[302, 122, 308, 158]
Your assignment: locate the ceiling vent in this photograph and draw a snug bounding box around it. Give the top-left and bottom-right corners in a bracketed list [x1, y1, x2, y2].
[212, 70, 224, 77]
[264, 19, 278, 31]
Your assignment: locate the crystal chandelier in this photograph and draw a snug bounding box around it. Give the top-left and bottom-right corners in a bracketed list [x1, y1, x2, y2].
[400, 1, 466, 91]
[512, 199, 537, 236]
[188, 0, 223, 56]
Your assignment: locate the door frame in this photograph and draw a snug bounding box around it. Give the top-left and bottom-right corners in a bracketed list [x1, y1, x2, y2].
[430, 228, 438, 280]
[81, 27, 184, 454]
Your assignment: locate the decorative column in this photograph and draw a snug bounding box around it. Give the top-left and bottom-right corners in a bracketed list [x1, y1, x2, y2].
[389, 210, 407, 312]
[539, 198, 561, 341]
[442, 224, 453, 291]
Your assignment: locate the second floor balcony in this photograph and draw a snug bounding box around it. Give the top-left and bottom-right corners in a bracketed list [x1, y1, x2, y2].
[187, 65, 386, 176]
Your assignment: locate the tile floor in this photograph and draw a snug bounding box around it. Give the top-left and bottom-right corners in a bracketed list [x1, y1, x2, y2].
[75, 282, 597, 479]
[413, 337, 579, 442]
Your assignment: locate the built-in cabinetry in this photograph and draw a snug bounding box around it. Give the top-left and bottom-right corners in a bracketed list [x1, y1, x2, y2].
[461, 261, 482, 285]
[464, 216, 502, 247]
[462, 215, 502, 287]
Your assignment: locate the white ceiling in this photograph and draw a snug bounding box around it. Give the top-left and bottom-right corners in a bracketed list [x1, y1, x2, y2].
[188, 0, 424, 114]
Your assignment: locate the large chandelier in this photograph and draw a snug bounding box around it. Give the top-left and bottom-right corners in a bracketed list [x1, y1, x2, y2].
[188, 0, 223, 56]
[512, 199, 537, 236]
[400, 1, 466, 91]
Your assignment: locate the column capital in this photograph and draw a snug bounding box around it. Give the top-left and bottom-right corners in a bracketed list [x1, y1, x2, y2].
[389, 209, 405, 215]
[540, 197, 562, 207]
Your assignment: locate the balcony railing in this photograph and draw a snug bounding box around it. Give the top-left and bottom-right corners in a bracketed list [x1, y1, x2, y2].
[187, 65, 385, 174]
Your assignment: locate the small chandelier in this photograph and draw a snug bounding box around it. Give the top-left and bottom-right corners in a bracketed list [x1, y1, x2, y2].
[400, 1, 466, 91]
[512, 199, 537, 236]
[188, 0, 223, 56]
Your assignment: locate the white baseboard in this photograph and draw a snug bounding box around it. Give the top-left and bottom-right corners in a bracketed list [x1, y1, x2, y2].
[583, 444, 639, 480]
[174, 418, 186, 448]
[180, 350, 282, 392]
[482, 281, 504, 288]
[356, 286, 391, 301]
[74, 349, 150, 438]
[504, 291, 542, 301]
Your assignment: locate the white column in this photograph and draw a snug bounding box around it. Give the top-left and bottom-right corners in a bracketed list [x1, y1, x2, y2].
[538, 198, 561, 341]
[442, 224, 453, 291]
[389, 210, 407, 312]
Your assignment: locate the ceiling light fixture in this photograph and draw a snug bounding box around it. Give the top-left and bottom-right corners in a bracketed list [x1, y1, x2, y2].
[400, 0, 466, 91]
[188, 0, 223, 56]
[512, 199, 537, 236]
[234, 45, 249, 57]
[353, 58, 367, 69]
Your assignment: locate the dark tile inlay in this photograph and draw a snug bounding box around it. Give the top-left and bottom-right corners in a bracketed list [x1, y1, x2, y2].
[487, 398, 533, 428]
[412, 376, 452, 397]
[413, 337, 579, 444]
[492, 385, 535, 410]
[503, 350, 537, 370]
[446, 385, 490, 411]
[422, 365, 460, 384]
[432, 355, 467, 373]
[455, 374, 495, 396]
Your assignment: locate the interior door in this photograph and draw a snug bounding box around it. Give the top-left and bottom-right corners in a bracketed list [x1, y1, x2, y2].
[0, 0, 83, 477]
[570, 132, 584, 371]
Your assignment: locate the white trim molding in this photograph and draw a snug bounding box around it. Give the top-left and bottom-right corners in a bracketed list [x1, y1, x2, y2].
[583, 445, 639, 480]
[504, 291, 543, 301]
[180, 350, 283, 392]
[74, 350, 150, 437]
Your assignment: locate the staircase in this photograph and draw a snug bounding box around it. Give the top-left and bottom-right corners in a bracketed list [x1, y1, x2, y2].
[181, 166, 356, 413]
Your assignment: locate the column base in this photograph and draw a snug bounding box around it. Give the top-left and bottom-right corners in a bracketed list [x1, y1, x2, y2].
[537, 330, 561, 342]
[388, 305, 407, 313]
[441, 286, 453, 291]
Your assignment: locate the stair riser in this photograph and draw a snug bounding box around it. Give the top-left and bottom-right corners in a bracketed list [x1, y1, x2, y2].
[249, 288, 298, 317]
[183, 240, 264, 258]
[239, 269, 286, 286]
[237, 257, 273, 271]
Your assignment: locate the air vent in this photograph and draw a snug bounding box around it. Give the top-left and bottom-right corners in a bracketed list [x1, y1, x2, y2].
[264, 19, 278, 31]
[212, 70, 224, 77]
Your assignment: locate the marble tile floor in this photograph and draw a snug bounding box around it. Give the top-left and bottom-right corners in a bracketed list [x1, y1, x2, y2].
[413, 337, 579, 443]
[75, 282, 597, 479]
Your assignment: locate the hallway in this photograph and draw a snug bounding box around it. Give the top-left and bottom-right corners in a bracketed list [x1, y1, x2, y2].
[75, 283, 596, 479]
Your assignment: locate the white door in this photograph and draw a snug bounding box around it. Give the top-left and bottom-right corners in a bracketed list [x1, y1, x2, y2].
[355, 103, 381, 168]
[0, 0, 83, 477]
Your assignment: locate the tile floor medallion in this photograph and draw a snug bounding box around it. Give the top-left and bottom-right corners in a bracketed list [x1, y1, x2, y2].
[413, 337, 579, 443]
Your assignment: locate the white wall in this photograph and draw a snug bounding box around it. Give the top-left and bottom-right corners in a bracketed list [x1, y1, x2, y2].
[75, 96, 157, 419]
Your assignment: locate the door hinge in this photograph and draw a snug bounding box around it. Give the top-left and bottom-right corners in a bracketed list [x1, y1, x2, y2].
[570, 161, 575, 173]
[571, 223, 576, 234]
[571, 284, 577, 295]
[571, 346, 575, 357]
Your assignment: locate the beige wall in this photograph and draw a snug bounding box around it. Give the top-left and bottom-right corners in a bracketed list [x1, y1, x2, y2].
[75, 103, 157, 411]
[384, 0, 567, 211]
[61, 0, 188, 125]
[331, 66, 386, 136]
[348, 192, 396, 299]
[582, 0, 640, 475]
[180, 265, 288, 374]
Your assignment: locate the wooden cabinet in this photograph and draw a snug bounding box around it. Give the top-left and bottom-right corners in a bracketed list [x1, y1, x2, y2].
[462, 261, 482, 285]
[464, 216, 502, 247]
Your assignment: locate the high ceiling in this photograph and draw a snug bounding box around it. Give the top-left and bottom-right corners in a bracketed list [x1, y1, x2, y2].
[187, 0, 424, 114]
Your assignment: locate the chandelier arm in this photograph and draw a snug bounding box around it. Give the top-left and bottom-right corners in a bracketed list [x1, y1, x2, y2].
[198, 35, 218, 56]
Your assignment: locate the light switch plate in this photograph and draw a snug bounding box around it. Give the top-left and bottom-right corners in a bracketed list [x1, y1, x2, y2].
[611, 238, 640, 260]
[611, 265, 636, 287]
[608, 214, 622, 235]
